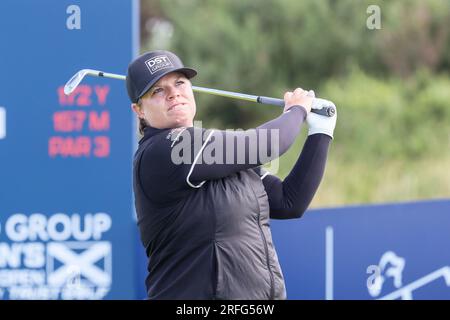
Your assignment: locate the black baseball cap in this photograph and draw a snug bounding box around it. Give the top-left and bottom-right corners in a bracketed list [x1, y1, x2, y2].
[126, 50, 197, 103]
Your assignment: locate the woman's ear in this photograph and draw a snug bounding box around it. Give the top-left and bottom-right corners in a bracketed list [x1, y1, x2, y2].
[131, 103, 145, 119]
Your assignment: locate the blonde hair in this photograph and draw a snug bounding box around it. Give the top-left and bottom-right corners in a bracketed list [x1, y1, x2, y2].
[137, 99, 148, 135]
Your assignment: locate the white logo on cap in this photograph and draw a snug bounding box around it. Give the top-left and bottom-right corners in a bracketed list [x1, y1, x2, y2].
[145, 55, 174, 75]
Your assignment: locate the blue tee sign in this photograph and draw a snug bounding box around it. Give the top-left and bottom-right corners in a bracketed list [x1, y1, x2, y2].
[271, 199, 450, 300]
[0, 0, 138, 299]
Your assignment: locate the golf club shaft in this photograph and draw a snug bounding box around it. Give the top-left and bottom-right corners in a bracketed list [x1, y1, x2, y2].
[67, 70, 335, 117]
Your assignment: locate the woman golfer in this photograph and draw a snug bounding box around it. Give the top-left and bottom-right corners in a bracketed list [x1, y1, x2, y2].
[127, 50, 337, 299]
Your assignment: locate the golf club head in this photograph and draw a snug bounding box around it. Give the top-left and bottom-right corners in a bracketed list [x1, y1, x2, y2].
[64, 69, 95, 95]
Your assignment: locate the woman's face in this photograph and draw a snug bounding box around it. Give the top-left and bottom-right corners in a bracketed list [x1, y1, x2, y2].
[132, 72, 196, 129]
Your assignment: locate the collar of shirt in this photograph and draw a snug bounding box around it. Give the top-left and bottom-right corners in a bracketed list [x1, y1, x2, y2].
[139, 126, 166, 145]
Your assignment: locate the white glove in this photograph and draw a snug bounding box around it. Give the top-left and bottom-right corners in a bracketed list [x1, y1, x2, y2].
[307, 95, 337, 139]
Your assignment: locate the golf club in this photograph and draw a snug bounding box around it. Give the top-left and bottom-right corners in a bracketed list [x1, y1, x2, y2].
[64, 69, 336, 117]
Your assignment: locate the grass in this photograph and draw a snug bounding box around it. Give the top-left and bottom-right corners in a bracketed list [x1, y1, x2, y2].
[267, 132, 450, 208]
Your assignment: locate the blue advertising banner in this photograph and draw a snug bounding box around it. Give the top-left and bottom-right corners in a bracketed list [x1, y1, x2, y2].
[272, 199, 450, 300]
[0, 0, 139, 299]
[135, 199, 450, 300]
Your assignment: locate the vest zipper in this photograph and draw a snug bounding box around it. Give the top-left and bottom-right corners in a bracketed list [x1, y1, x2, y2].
[257, 212, 275, 299]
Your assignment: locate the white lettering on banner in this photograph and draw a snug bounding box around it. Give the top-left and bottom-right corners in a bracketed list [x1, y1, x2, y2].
[0, 270, 46, 286]
[0, 212, 113, 300]
[9, 286, 60, 300]
[0, 107, 5, 139]
[5, 213, 112, 242]
[61, 284, 109, 300]
[0, 242, 45, 268]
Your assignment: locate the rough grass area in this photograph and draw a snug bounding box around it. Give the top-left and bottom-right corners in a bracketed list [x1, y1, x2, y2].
[272, 133, 450, 208]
